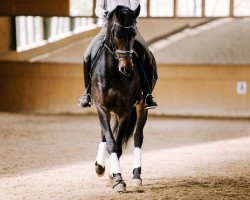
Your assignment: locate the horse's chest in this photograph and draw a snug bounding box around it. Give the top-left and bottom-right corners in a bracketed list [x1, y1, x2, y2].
[92, 65, 141, 110]
[107, 85, 133, 102]
[96, 80, 138, 108]
[97, 77, 135, 93]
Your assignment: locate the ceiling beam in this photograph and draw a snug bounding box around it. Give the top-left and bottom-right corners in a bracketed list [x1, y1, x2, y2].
[0, 0, 70, 16]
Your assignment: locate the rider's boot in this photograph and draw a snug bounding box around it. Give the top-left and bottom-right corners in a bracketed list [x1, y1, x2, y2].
[145, 93, 158, 109]
[143, 58, 158, 110]
[142, 70, 158, 109]
[79, 59, 92, 107]
[143, 86, 158, 109]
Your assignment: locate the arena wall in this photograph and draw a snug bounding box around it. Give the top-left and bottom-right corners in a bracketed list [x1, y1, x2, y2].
[0, 62, 249, 117]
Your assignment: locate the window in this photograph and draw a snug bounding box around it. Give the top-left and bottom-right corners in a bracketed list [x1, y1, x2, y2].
[16, 16, 100, 52]
[234, 0, 250, 16]
[139, 0, 147, 17]
[34, 17, 44, 43]
[48, 17, 78, 42]
[177, 0, 202, 17]
[73, 17, 88, 33]
[150, 0, 174, 17]
[205, 0, 230, 17]
[16, 16, 46, 52]
[70, 0, 94, 16]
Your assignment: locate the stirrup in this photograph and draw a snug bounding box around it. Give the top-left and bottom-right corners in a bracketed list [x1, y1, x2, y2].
[145, 94, 158, 110]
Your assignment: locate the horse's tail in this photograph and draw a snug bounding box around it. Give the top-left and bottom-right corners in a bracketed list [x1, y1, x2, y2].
[123, 107, 137, 147]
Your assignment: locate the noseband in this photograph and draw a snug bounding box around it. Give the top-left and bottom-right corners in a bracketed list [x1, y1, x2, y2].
[105, 21, 136, 60]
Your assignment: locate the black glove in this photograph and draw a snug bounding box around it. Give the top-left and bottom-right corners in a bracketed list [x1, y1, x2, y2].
[103, 11, 109, 18]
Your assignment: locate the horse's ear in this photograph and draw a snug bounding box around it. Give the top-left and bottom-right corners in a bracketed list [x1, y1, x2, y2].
[107, 9, 116, 21]
[115, 5, 124, 19]
[133, 5, 141, 18]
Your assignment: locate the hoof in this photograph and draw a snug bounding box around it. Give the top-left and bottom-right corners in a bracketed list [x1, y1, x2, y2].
[132, 178, 142, 187]
[112, 174, 126, 193]
[95, 162, 105, 177]
[113, 183, 126, 193]
[133, 168, 142, 187]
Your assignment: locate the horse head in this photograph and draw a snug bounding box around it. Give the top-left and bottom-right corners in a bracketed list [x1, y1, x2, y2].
[107, 5, 141, 77]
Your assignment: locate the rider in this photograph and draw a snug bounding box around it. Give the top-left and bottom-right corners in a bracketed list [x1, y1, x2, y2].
[79, 0, 158, 109]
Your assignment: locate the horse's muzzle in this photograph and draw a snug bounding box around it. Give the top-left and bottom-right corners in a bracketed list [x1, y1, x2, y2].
[118, 59, 134, 77]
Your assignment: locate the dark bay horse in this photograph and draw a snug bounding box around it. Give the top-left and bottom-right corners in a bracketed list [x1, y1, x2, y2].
[91, 5, 155, 192]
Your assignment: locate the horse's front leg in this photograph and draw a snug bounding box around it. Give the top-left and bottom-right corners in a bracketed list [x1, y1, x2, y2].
[132, 102, 148, 187]
[96, 105, 125, 192]
[95, 130, 106, 177]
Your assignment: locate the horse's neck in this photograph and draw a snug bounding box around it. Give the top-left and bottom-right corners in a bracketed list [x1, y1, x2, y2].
[104, 22, 116, 65]
[103, 44, 118, 72]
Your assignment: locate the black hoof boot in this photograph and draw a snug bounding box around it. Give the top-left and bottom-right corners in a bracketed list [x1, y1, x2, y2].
[95, 161, 105, 177]
[78, 93, 91, 108]
[132, 167, 142, 187]
[112, 173, 126, 192]
[145, 94, 158, 110]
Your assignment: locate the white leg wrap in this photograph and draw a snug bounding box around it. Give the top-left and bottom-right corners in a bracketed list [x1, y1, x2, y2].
[110, 153, 121, 174]
[133, 147, 142, 170]
[96, 142, 106, 167]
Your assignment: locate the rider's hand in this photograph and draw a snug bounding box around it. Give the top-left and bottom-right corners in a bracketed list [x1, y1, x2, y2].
[103, 11, 109, 18]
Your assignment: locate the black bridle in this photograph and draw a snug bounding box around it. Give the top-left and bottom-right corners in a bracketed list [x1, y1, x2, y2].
[105, 20, 136, 61]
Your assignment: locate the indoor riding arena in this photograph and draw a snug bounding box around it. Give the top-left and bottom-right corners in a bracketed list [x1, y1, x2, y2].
[0, 0, 250, 199]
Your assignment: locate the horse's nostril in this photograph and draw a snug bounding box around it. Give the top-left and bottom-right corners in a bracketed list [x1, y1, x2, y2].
[121, 67, 126, 73]
[124, 67, 130, 74]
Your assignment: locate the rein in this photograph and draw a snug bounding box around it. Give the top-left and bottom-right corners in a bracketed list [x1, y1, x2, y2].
[104, 44, 119, 60]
